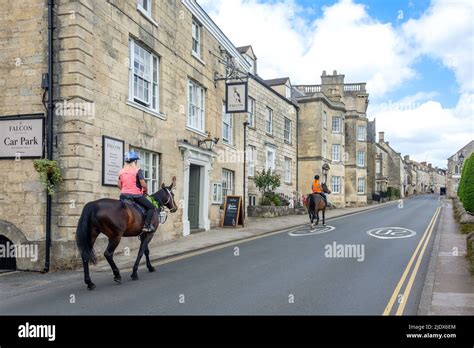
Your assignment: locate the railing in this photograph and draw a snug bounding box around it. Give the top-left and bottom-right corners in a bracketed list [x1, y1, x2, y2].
[343, 83, 366, 92]
[295, 85, 321, 94]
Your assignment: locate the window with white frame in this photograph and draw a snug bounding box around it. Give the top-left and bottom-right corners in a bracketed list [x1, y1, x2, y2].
[357, 126, 366, 141]
[357, 178, 365, 194]
[130, 147, 160, 194]
[332, 176, 341, 194]
[222, 103, 233, 145]
[212, 183, 222, 204]
[285, 84, 292, 99]
[244, 55, 255, 75]
[266, 146, 276, 171]
[137, 0, 152, 17]
[332, 144, 341, 161]
[129, 39, 159, 112]
[187, 80, 205, 131]
[192, 19, 201, 57]
[222, 169, 234, 198]
[284, 157, 292, 183]
[284, 117, 292, 143]
[357, 151, 365, 166]
[332, 116, 342, 133]
[323, 111, 327, 129]
[323, 140, 328, 158]
[248, 97, 256, 128]
[376, 161, 381, 174]
[265, 107, 273, 135]
[247, 145, 256, 177]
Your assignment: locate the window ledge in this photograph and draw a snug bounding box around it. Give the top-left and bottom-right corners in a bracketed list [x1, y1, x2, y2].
[192, 52, 206, 66]
[266, 133, 274, 138]
[222, 141, 237, 150]
[186, 126, 207, 137]
[247, 125, 256, 131]
[127, 100, 166, 120]
[137, 6, 159, 27]
[284, 140, 292, 145]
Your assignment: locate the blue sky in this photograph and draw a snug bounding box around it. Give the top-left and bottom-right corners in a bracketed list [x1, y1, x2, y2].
[200, 0, 473, 167]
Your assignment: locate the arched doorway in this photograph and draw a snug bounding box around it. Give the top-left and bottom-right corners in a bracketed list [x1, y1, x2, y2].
[0, 235, 17, 271]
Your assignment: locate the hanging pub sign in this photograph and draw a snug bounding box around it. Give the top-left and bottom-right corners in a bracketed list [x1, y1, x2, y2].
[225, 81, 248, 113]
[102, 136, 124, 187]
[0, 114, 44, 159]
[222, 195, 244, 228]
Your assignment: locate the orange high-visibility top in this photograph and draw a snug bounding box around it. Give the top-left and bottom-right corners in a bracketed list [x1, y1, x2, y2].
[312, 179, 322, 193]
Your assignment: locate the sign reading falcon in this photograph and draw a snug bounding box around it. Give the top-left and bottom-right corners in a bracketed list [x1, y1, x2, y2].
[225, 81, 248, 113]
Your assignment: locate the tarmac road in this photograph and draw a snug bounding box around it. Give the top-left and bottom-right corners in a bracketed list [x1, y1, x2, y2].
[0, 195, 441, 315]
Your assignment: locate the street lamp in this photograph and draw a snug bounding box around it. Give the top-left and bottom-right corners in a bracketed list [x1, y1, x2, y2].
[322, 163, 330, 184]
[198, 132, 219, 151]
[459, 152, 465, 167]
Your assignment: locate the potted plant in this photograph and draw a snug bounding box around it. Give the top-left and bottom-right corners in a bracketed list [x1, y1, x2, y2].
[33, 159, 63, 195]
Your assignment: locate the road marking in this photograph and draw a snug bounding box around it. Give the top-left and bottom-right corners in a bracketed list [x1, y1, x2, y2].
[366, 227, 417, 240]
[395, 207, 441, 315]
[382, 206, 441, 315]
[288, 225, 335, 237]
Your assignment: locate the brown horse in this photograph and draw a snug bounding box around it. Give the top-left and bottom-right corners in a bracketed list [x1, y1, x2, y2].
[305, 183, 331, 227]
[76, 177, 178, 290]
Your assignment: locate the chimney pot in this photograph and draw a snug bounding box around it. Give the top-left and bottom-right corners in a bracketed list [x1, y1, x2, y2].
[333, 70, 337, 75]
[322, 70, 326, 76]
[379, 132, 385, 142]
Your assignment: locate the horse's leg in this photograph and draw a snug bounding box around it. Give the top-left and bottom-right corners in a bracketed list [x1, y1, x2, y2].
[315, 209, 319, 225]
[131, 232, 154, 280]
[144, 245, 155, 273]
[104, 236, 122, 284]
[322, 208, 326, 226]
[84, 229, 99, 290]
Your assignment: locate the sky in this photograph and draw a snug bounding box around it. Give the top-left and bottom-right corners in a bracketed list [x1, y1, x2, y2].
[199, 0, 473, 168]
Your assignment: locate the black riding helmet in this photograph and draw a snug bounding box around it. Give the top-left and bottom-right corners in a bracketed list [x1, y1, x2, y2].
[314, 175, 320, 180]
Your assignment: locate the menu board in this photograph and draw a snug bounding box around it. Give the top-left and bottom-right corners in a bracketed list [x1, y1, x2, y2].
[222, 195, 244, 228]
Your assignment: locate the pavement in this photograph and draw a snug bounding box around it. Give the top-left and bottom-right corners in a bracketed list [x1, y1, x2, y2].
[418, 198, 474, 315]
[0, 195, 452, 315]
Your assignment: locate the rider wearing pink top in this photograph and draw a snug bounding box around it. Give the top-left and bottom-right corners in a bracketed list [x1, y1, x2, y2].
[118, 151, 156, 232]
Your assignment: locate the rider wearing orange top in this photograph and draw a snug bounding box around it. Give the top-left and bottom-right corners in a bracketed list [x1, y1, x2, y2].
[312, 175, 327, 205]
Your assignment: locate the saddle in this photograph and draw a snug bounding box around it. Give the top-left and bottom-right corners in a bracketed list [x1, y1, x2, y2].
[120, 195, 167, 225]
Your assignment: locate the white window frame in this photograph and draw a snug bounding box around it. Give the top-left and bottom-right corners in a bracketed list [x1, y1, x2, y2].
[192, 19, 201, 58]
[247, 145, 256, 177]
[266, 146, 276, 171]
[284, 117, 292, 143]
[265, 107, 273, 135]
[130, 147, 160, 194]
[222, 169, 234, 198]
[357, 151, 365, 167]
[323, 139, 328, 158]
[222, 103, 233, 145]
[357, 126, 366, 141]
[357, 178, 366, 194]
[332, 116, 342, 133]
[137, 0, 152, 17]
[128, 39, 159, 113]
[284, 157, 292, 183]
[332, 176, 341, 194]
[248, 97, 256, 128]
[376, 161, 381, 174]
[187, 79, 205, 132]
[323, 111, 327, 129]
[285, 84, 292, 99]
[245, 55, 255, 75]
[212, 182, 222, 204]
[332, 144, 341, 162]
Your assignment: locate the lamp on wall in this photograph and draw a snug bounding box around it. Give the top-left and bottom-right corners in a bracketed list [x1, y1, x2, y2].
[198, 132, 219, 151]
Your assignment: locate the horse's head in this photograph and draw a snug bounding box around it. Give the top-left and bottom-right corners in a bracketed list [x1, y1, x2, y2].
[152, 176, 178, 213]
[322, 183, 331, 194]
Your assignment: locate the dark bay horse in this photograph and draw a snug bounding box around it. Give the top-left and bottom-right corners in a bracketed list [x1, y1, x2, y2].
[305, 183, 331, 227]
[76, 177, 178, 290]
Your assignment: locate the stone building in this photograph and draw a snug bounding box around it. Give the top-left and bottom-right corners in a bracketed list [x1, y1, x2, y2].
[1, 0, 299, 270]
[447, 140, 474, 198]
[294, 71, 369, 207]
[367, 121, 390, 202]
[376, 132, 405, 198]
[403, 155, 418, 196]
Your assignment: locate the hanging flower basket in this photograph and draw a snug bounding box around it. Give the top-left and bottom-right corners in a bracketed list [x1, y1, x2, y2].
[33, 159, 63, 195]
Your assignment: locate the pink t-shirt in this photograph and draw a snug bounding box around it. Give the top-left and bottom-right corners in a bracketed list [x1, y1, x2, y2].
[118, 167, 143, 195]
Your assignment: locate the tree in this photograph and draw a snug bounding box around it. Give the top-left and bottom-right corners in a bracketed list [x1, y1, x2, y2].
[253, 169, 281, 205]
[458, 153, 474, 213]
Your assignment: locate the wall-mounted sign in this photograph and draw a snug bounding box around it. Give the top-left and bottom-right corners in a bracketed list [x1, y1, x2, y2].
[0, 115, 44, 159]
[225, 81, 248, 113]
[102, 136, 124, 187]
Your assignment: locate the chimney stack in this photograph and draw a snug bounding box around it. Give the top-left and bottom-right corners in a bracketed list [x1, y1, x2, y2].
[404, 155, 410, 162]
[379, 132, 385, 143]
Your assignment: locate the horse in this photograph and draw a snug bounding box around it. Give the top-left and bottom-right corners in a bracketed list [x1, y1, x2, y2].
[305, 183, 331, 227]
[75, 177, 178, 290]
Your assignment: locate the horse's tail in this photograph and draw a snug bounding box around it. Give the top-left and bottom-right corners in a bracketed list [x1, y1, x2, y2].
[76, 201, 98, 265]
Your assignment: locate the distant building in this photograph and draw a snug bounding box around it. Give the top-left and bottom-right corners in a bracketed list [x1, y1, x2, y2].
[447, 140, 474, 198]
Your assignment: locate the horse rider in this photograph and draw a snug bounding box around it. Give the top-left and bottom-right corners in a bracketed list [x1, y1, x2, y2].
[312, 174, 327, 206]
[118, 151, 156, 233]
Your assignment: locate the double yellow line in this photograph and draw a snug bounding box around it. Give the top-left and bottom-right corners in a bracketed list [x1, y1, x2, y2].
[383, 206, 441, 316]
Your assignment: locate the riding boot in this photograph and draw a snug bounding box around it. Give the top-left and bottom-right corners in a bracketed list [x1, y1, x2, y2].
[142, 210, 155, 232]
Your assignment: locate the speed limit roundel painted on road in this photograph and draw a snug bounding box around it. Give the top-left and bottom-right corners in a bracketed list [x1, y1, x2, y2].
[366, 227, 417, 240]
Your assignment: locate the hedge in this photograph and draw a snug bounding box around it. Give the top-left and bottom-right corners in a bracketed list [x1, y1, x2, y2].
[458, 153, 474, 213]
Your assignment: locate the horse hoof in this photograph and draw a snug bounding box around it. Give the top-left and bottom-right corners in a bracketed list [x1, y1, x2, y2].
[148, 267, 156, 273]
[131, 274, 139, 281]
[87, 283, 96, 290]
[114, 276, 122, 284]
